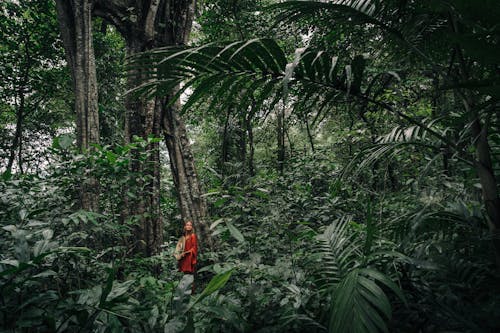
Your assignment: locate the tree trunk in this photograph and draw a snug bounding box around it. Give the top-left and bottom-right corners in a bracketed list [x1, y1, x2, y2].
[7, 32, 30, 175]
[277, 104, 285, 174]
[124, 41, 163, 256]
[55, 0, 99, 211]
[156, 0, 213, 249]
[220, 108, 231, 176]
[94, 0, 212, 253]
[451, 20, 500, 266]
[17, 119, 23, 175]
[238, 114, 247, 172]
[7, 91, 24, 174]
[163, 99, 213, 249]
[93, 1, 165, 256]
[304, 116, 315, 154]
[246, 109, 255, 177]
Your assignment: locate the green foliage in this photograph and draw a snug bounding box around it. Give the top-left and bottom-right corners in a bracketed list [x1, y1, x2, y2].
[195, 0, 276, 43]
[129, 38, 367, 120]
[330, 268, 401, 333]
[93, 19, 127, 145]
[0, 137, 245, 332]
[2, 0, 500, 332]
[0, 0, 71, 173]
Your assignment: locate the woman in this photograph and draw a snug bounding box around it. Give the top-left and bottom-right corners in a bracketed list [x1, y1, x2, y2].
[174, 220, 198, 274]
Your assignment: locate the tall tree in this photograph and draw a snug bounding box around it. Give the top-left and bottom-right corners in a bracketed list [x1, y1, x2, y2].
[55, 0, 100, 211]
[0, 0, 67, 175]
[93, 0, 212, 253]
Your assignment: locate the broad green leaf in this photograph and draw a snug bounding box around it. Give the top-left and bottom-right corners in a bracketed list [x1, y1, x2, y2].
[186, 269, 234, 312]
[226, 221, 245, 242]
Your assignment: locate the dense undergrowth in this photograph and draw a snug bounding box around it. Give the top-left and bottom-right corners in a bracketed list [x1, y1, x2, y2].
[1, 140, 499, 333]
[2, 0, 500, 332]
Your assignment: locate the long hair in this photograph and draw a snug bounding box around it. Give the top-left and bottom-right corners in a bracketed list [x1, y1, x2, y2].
[183, 220, 195, 236]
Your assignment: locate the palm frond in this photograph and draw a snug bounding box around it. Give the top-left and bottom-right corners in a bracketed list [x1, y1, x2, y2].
[342, 120, 455, 180]
[315, 217, 362, 287]
[129, 37, 466, 155]
[269, 1, 458, 64]
[330, 268, 406, 333]
[269, 1, 382, 26]
[312, 217, 406, 333]
[376, 119, 443, 144]
[128, 38, 366, 119]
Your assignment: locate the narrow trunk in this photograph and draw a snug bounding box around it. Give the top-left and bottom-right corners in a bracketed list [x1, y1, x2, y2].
[6, 100, 23, 174]
[442, 144, 451, 177]
[304, 116, 315, 153]
[7, 32, 30, 175]
[277, 104, 285, 174]
[238, 114, 247, 176]
[285, 125, 294, 159]
[388, 163, 398, 190]
[246, 111, 255, 176]
[55, 0, 99, 211]
[220, 108, 231, 176]
[17, 125, 23, 174]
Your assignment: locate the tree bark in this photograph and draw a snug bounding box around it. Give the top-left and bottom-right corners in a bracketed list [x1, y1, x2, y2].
[55, 0, 100, 211]
[100, 3, 165, 255]
[238, 114, 247, 171]
[124, 41, 163, 256]
[94, 0, 212, 253]
[304, 115, 315, 154]
[220, 108, 231, 176]
[155, 0, 213, 249]
[6, 97, 23, 174]
[277, 103, 285, 174]
[7, 32, 31, 175]
[246, 109, 255, 176]
[163, 99, 213, 249]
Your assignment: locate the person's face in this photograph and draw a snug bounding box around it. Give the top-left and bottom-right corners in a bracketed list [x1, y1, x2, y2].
[184, 221, 193, 232]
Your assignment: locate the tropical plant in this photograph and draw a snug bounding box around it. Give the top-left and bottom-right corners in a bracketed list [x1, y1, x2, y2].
[2, 0, 500, 332]
[130, 0, 500, 264]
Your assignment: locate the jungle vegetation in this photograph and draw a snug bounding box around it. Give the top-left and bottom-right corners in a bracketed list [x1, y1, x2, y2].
[1, 0, 500, 332]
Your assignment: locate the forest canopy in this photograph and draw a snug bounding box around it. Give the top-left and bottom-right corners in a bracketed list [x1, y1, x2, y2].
[1, 0, 500, 332]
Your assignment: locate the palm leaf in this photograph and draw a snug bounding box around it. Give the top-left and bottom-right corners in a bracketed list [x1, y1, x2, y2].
[269, 1, 380, 25]
[341, 119, 457, 180]
[129, 39, 360, 119]
[330, 268, 406, 333]
[311, 216, 407, 333]
[129, 37, 465, 154]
